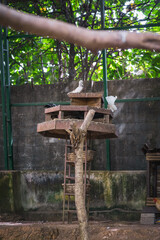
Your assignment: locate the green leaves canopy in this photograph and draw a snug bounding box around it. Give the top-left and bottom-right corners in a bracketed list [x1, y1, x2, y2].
[7, 0, 160, 85]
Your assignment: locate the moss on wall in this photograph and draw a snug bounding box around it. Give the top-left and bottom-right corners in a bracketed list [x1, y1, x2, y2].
[90, 170, 146, 211]
[0, 172, 14, 212]
[0, 170, 146, 219]
[19, 171, 64, 211]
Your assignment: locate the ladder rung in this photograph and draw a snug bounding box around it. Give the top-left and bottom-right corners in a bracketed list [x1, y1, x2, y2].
[64, 192, 75, 196]
[64, 210, 76, 213]
[66, 160, 75, 164]
[66, 176, 75, 180]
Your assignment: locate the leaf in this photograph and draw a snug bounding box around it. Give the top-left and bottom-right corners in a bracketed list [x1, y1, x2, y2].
[8, 0, 160, 84]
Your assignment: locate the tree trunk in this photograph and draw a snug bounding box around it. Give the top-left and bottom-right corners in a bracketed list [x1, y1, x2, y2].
[67, 109, 95, 240]
[75, 140, 89, 240]
[69, 43, 76, 82]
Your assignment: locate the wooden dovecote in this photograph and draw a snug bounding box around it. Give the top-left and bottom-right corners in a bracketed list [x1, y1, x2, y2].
[37, 92, 118, 223]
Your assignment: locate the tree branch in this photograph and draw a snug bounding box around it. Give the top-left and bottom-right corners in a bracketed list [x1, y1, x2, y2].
[0, 4, 160, 53]
[66, 109, 95, 240]
[80, 109, 95, 132]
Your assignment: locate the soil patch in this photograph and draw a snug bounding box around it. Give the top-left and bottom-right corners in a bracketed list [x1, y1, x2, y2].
[0, 219, 160, 240]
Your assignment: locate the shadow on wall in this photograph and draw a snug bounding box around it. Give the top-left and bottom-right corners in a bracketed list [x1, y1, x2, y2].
[0, 79, 160, 171]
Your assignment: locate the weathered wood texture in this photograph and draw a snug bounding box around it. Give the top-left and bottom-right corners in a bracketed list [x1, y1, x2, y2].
[37, 119, 117, 139]
[38, 103, 117, 139]
[44, 105, 112, 122]
[68, 93, 103, 108]
[146, 153, 160, 161]
[73, 110, 96, 240]
[71, 98, 101, 107]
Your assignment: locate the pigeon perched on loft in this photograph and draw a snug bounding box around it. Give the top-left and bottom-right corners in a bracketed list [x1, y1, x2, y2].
[67, 80, 84, 95]
[106, 96, 117, 112]
[44, 103, 57, 108]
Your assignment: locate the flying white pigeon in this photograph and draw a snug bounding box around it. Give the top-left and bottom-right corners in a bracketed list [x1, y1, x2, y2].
[67, 80, 84, 95]
[106, 96, 117, 112]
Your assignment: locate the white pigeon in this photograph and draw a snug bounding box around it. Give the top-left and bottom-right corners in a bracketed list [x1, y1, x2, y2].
[106, 96, 117, 112]
[67, 80, 84, 95]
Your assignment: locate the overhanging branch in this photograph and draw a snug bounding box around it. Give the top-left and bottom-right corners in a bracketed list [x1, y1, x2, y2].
[0, 4, 160, 53]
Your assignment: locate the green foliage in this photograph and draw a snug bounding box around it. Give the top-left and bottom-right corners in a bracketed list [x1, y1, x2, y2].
[7, 0, 160, 85]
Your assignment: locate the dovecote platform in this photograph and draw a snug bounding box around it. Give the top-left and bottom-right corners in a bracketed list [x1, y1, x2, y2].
[37, 92, 118, 223]
[37, 105, 117, 139]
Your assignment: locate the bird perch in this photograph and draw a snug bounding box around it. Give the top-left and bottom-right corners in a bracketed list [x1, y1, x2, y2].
[67, 109, 95, 240]
[0, 4, 160, 53]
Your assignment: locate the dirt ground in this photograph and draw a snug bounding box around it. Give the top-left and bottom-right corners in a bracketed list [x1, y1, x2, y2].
[0, 214, 160, 240]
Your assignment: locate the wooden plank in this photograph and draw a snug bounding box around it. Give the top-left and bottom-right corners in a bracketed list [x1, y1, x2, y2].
[44, 105, 113, 124]
[39, 130, 117, 139]
[146, 158, 160, 160]
[45, 105, 88, 113]
[71, 98, 101, 107]
[45, 104, 112, 115]
[147, 153, 160, 155]
[146, 155, 160, 158]
[146, 153, 160, 161]
[45, 105, 61, 113]
[68, 92, 103, 107]
[37, 120, 56, 132]
[54, 120, 116, 133]
[37, 119, 118, 139]
[68, 92, 103, 98]
[92, 118, 109, 123]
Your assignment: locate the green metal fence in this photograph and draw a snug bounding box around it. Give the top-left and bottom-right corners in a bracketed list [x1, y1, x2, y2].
[0, 0, 160, 170]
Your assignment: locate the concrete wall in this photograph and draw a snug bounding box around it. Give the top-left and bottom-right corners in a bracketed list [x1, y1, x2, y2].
[0, 78, 159, 219]
[0, 170, 146, 221]
[0, 78, 160, 171]
[108, 78, 160, 170]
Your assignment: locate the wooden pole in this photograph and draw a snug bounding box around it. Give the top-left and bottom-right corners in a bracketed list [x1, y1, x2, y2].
[67, 109, 95, 240]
